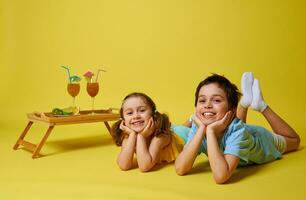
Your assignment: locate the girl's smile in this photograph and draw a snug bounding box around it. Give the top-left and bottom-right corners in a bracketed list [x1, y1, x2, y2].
[122, 97, 152, 133]
[130, 120, 145, 127]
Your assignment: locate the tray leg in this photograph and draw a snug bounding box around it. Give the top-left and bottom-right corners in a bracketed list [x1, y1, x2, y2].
[104, 122, 111, 134]
[13, 121, 34, 150]
[32, 125, 55, 159]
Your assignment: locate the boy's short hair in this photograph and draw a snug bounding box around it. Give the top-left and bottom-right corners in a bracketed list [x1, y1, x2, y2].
[195, 74, 242, 110]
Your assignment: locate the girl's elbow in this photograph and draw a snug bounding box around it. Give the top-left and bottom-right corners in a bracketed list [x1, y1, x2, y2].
[175, 166, 187, 176]
[138, 159, 155, 172]
[118, 164, 132, 171]
[121, 167, 130, 171]
[117, 161, 132, 171]
[138, 164, 153, 172]
[296, 134, 301, 148]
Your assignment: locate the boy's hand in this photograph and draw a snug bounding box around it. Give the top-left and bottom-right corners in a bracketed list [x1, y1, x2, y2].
[192, 111, 206, 128]
[120, 120, 136, 135]
[206, 111, 233, 138]
[139, 117, 155, 138]
[192, 111, 207, 136]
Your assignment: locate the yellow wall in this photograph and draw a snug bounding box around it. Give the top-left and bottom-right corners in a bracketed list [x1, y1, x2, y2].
[1, 0, 306, 136]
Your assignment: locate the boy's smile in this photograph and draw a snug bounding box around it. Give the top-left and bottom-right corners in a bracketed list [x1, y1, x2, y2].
[196, 83, 229, 125]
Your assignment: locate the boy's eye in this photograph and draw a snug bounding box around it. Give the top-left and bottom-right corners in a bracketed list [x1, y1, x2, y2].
[139, 109, 146, 113]
[199, 99, 206, 103]
[126, 112, 133, 115]
[213, 99, 222, 103]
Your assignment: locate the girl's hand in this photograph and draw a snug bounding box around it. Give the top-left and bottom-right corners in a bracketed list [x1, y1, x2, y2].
[139, 118, 155, 138]
[206, 111, 233, 138]
[120, 120, 136, 135]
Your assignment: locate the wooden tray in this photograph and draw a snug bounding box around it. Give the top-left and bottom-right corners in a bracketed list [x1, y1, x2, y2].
[28, 108, 120, 125]
[14, 108, 120, 158]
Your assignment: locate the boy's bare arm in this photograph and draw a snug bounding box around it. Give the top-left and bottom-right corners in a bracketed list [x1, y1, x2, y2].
[175, 126, 206, 175]
[206, 130, 240, 184]
[205, 111, 240, 184]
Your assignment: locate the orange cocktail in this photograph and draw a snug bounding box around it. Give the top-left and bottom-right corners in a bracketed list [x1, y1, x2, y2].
[86, 82, 99, 114]
[67, 83, 80, 106]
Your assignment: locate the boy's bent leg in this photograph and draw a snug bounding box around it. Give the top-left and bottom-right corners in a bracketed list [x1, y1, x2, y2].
[262, 107, 300, 152]
[237, 106, 248, 123]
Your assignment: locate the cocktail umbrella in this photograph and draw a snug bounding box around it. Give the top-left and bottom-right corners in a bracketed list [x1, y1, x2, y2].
[83, 71, 94, 83]
[70, 75, 81, 82]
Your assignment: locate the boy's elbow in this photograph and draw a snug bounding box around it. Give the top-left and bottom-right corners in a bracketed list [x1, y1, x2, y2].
[175, 161, 189, 176]
[214, 177, 227, 184]
[213, 173, 230, 184]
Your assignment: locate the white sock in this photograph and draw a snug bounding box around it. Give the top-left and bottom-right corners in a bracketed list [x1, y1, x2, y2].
[240, 72, 254, 108]
[251, 79, 268, 112]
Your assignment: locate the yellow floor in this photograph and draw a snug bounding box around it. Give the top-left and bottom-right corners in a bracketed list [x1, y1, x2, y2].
[1, 122, 305, 200]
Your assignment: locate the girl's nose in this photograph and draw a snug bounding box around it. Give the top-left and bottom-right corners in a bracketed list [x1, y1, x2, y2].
[133, 112, 141, 119]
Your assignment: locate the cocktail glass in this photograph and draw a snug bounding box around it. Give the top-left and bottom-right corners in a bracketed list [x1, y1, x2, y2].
[86, 82, 99, 114]
[67, 83, 80, 106]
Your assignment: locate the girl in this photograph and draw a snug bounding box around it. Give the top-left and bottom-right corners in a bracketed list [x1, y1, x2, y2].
[175, 73, 300, 184]
[111, 92, 186, 172]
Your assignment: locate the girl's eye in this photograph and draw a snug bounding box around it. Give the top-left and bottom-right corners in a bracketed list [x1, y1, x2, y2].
[126, 112, 133, 115]
[199, 99, 206, 103]
[140, 109, 146, 113]
[213, 99, 221, 103]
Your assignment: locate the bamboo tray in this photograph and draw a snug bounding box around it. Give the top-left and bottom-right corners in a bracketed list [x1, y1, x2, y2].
[14, 108, 120, 158]
[29, 108, 120, 125]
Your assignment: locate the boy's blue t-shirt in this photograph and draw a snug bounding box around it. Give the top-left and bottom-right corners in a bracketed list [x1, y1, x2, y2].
[186, 118, 282, 166]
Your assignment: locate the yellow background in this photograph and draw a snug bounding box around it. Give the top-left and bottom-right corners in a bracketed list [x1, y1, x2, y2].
[1, 0, 306, 199]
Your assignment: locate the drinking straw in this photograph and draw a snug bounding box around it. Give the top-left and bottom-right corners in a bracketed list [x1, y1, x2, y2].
[95, 69, 107, 82]
[61, 66, 72, 83]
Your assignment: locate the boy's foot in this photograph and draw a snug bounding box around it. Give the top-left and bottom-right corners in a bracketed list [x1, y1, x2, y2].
[240, 72, 254, 108]
[251, 79, 267, 112]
